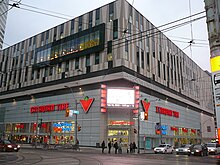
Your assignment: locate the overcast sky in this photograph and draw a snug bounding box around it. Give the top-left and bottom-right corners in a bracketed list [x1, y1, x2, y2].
[3, 0, 210, 71]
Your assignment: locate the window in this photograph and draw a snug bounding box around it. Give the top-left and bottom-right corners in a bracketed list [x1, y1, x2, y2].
[89, 12, 93, 28]
[58, 63, 62, 74]
[46, 30, 49, 44]
[75, 57, 79, 69]
[71, 19, 74, 34]
[53, 27, 57, 41]
[86, 55, 90, 67]
[109, 2, 114, 21]
[95, 53, 100, 65]
[163, 64, 166, 80]
[37, 69, 40, 79]
[60, 24, 64, 39]
[95, 8, 100, 25]
[78, 16, 83, 32]
[125, 39, 128, 52]
[136, 46, 140, 67]
[146, 52, 150, 67]
[158, 60, 160, 78]
[107, 41, 112, 54]
[207, 126, 211, 132]
[65, 60, 69, 72]
[113, 19, 118, 39]
[31, 69, 34, 80]
[141, 50, 144, 69]
[40, 33, 44, 46]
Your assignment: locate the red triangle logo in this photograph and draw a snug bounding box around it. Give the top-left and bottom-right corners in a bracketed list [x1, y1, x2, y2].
[80, 98, 95, 113]
[141, 100, 150, 112]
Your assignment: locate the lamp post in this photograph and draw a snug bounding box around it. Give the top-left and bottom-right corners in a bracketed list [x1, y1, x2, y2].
[64, 85, 79, 145]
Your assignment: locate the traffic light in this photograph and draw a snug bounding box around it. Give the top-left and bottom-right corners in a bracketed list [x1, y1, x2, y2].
[78, 125, 81, 132]
[144, 112, 148, 120]
[65, 108, 70, 117]
[155, 122, 161, 134]
[134, 128, 137, 134]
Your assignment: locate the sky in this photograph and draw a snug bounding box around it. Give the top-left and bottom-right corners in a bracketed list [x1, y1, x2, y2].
[3, 0, 211, 71]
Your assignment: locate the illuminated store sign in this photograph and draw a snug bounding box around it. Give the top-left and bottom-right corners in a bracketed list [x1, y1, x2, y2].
[30, 103, 69, 113]
[170, 126, 178, 132]
[109, 120, 134, 126]
[79, 96, 95, 113]
[156, 106, 179, 118]
[53, 122, 73, 132]
[155, 124, 167, 135]
[107, 88, 135, 108]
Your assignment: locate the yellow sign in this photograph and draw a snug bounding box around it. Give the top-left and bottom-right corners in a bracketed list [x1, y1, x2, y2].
[211, 56, 220, 72]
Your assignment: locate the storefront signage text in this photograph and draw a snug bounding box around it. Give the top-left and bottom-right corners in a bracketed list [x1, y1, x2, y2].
[53, 122, 73, 132]
[30, 103, 69, 113]
[109, 121, 134, 126]
[170, 126, 178, 132]
[156, 106, 179, 118]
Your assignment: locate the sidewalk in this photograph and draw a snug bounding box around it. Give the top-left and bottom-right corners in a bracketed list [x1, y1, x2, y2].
[20, 143, 154, 154]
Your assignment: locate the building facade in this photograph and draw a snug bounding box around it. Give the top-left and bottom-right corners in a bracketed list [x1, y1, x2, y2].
[0, 0, 9, 49]
[0, 0, 215, 150]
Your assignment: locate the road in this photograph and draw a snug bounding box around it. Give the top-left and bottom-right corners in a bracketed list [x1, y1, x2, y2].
[0, 148, 219, 165]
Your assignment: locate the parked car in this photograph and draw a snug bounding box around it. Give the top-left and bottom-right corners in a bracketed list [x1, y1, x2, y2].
[154, 144, 174, 154]
[175, 144, 192, 155]
[206, 143, 220, 155]
[0, 140, 21, 152]
[190, 144, 208, 156]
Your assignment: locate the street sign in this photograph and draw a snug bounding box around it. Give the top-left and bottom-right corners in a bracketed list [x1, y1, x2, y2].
[70, 110, 79, 116]
[73, 110, 79, 114]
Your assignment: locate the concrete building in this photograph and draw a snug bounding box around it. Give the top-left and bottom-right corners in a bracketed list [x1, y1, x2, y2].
[0, 0, 9, 49]
[0, 0, 215, 150]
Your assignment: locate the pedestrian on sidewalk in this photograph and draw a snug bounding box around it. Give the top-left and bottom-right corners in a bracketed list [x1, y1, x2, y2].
[133, 142, 136, 153]
[114, 141, 118, 154]
[101, 140, 105, 153]
[129, 142, 133, 153]
[108, 141, 112, 154]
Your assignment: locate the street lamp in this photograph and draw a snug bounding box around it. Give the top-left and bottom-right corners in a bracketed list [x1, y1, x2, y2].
[64, 85, 80, 145]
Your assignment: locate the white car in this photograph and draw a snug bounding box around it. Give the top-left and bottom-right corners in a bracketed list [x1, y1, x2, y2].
[175, 144, 191, 155]
[154, 144, 174, 154]
[206, 143, 220, 155]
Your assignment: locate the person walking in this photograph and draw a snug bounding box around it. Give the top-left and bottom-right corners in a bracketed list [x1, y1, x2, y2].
[108, 141, 112, 154]
[129, 142, 133, 153]
[133, 142, 136, 153]
[114, 141, 118, 154]
[101, 140, 105, 153]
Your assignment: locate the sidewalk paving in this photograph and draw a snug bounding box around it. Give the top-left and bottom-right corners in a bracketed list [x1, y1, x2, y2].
[20, 143, 154, 154]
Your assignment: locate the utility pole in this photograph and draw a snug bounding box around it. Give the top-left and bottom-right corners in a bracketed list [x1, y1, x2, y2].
[137, 109, 140, 154]
[75, 99, 78, 145]
[64, 85, 79, 145]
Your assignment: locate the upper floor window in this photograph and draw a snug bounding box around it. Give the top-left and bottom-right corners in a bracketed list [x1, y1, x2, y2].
[71, 19, 75, 34]
[89, 12, 93, 28]
[95, 53, 100, 65]
[75, 57, 79, 69]
[113, 19, 118, 39]
[86, 55, 90, 67]
[95, 8, 100, 25]
[109, 2, 114, 22]
[78, 16, 83, 32]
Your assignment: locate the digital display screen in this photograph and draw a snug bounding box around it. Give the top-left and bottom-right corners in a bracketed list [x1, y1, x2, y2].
[107, 88, 135, 108]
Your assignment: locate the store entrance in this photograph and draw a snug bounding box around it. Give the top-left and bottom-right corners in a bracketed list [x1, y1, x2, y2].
[107, 129, 129, 149]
